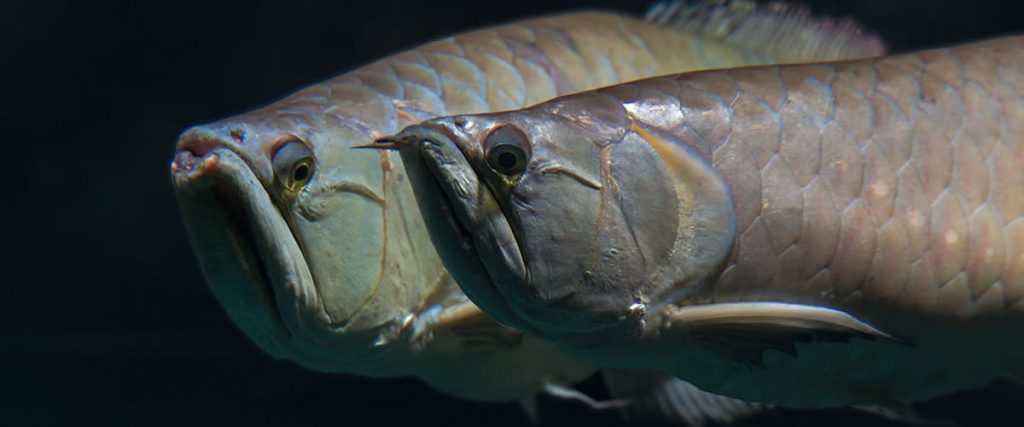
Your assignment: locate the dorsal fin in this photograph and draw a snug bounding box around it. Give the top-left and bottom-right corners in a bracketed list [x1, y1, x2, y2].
[645, 0, 886, 62]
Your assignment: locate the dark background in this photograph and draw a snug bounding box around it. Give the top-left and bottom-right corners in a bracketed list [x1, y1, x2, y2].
[5, 1, 1023, 426]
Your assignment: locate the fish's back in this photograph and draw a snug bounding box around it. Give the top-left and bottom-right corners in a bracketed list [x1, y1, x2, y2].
[271, 11, 845, 140]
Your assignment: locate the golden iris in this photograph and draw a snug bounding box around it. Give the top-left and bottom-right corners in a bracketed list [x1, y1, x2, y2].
[272, 140, 315, 193]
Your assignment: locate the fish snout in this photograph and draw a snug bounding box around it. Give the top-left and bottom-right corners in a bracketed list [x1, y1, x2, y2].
[171, 126, 239, 183]
[176, 121, 251, 154]
[172, 123, 279, 185]
[170, 147, 220, 183]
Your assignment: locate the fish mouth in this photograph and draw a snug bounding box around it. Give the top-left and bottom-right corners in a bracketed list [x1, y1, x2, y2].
[391, 124, 535, 335]
[171, 144, 325, 362]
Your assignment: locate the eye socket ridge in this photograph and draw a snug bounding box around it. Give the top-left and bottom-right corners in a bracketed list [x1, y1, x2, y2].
[483, 124, 531, 176]
[272, 139, 315, 193]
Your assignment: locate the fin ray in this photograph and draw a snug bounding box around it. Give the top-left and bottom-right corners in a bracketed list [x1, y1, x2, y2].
[664, 302, 902, 367]
[645, 0, 886, 62]
[603, 369, 767, 426]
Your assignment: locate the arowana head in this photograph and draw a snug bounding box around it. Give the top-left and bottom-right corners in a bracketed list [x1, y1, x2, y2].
[171, 97, 443, 374]
[378, 93, 737, 349]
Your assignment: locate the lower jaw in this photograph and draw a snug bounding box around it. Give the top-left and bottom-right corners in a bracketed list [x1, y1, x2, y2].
[175, 196, 289, 357]
[172, 148, 301, 355]
[402, 146, 533, 335]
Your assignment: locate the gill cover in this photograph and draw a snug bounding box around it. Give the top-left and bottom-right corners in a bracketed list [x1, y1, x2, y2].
[501, 105, 739, 348]
[282, 124, 394, 329]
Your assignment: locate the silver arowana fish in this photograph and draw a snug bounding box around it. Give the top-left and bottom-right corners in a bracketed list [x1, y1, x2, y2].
[169, 0, 885, 417]
[377, 35, 1024, 408]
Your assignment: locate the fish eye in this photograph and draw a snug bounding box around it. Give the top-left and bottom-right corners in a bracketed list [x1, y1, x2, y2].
[487, 144, 528, 175]
[272, 139, 315, 193]
[484, 125, 531, 176]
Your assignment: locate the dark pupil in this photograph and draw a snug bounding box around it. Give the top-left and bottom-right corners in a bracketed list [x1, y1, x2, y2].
[496, 151, 519, 170]
[293, 164, 309, 181]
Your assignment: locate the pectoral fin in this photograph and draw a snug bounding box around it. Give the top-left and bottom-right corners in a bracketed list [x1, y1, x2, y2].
[424, 301, 523, 353]
[664, 302, 901, 367]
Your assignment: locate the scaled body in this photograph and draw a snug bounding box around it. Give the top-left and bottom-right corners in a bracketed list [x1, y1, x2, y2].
[383, 35, 1024, 406]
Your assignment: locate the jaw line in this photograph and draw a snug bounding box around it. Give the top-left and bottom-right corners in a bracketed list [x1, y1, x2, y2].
[172, 146, 334, 363]
[400, 124, 536, 334]
[429, 125, 536, 311]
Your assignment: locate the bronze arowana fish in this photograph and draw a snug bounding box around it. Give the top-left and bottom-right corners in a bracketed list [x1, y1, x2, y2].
[377, 35, 1024, 408]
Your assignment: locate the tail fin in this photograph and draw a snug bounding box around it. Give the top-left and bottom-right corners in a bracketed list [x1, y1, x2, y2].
[645, 0, 886, 62]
